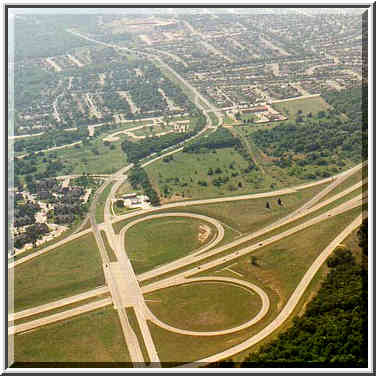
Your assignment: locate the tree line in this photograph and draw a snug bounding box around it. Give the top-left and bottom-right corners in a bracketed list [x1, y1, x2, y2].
[183, 127, 241, 153]
[121, 114, 205, 164]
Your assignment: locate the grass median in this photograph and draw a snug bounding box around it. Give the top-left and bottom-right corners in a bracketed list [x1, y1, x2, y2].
[14, 233, 104, 312]
[14, 306, 132, 364]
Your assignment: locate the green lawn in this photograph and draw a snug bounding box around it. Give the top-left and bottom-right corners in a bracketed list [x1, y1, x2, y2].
[54, 138, 128, 175]
[24, 134, 128, 179]
[14, 233, 104, 311]
[145, 147, 270, 202]
[145, 281, 262, 332]
[150, 181, 330, 234]
[124, 216, 215, 274]
[272, 96, 331, 117]
[14, 306, 132, 364]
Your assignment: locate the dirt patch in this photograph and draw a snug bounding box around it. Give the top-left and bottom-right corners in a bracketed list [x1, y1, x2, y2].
[198, 224, 211, 243]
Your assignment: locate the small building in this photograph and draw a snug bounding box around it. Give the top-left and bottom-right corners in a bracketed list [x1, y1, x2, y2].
[122, 193, 138, 199]
[243, 106, 268, 114]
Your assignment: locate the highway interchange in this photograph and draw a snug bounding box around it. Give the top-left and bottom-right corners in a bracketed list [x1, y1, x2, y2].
[9, 30, 368, 367]
[9, 158, 367, 366]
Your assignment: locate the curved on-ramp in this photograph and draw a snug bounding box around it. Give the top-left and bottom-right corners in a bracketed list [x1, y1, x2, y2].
[143, 276, 270, 336]
[119, 212, 225, 260]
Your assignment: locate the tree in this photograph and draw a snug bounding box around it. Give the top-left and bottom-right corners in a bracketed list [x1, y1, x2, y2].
[251, 256, 258, 266]
[327, 247, 355, 268]
[115, 200, 124, 208]
[357, 218, 368, 256]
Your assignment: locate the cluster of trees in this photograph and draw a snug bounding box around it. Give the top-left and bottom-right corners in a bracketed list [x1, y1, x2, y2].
[14, 128, 88, 154]
[322, 86, 367, 159]
[183, 127, 241, 153]
[14, 201, 40, 228]
[322, 86, 364, 123]
[241, 243, 367, 367]
[128, 165, 160, 206]
[251, 109, 364, 177]
[13, 223, 50, 249]
[121, 116, 205, 164]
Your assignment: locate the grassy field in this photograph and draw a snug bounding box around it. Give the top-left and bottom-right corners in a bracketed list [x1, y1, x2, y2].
[272, 96, 331, 117]
[25, 133, 128, 178]
[14, 233, 104, 311]
[145, 147, 274, 202]
[139, 184, 361, 288]
[152, 181, 330, 234]
[14, 306, 132, 364]
[124, 216, 216, 274]
[145, 281, 262, 332]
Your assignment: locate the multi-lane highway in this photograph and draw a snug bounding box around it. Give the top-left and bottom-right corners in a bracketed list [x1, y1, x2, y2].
[10, 28, 368, 367]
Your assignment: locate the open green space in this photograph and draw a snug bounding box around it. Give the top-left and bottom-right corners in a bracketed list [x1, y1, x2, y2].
[143, 207, 362, 364]
[240, 246, 367, 366]
[124, 216, 216, 274]
[145, 147, 270, 202]
[272, 96, 331, 117]
[145, 281, 262, 332]
[139, 195, 364, 288]
[14, 233, 104, 312]
[14, 306, 132, 364]
[223, 115, 237, 125]
[51, 136, 127, 175]
[16, 133, 128, 185]
[169, 182, 330, 234]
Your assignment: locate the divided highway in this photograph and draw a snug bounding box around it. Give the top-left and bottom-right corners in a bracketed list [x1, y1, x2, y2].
[10, 29, 368, 367]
